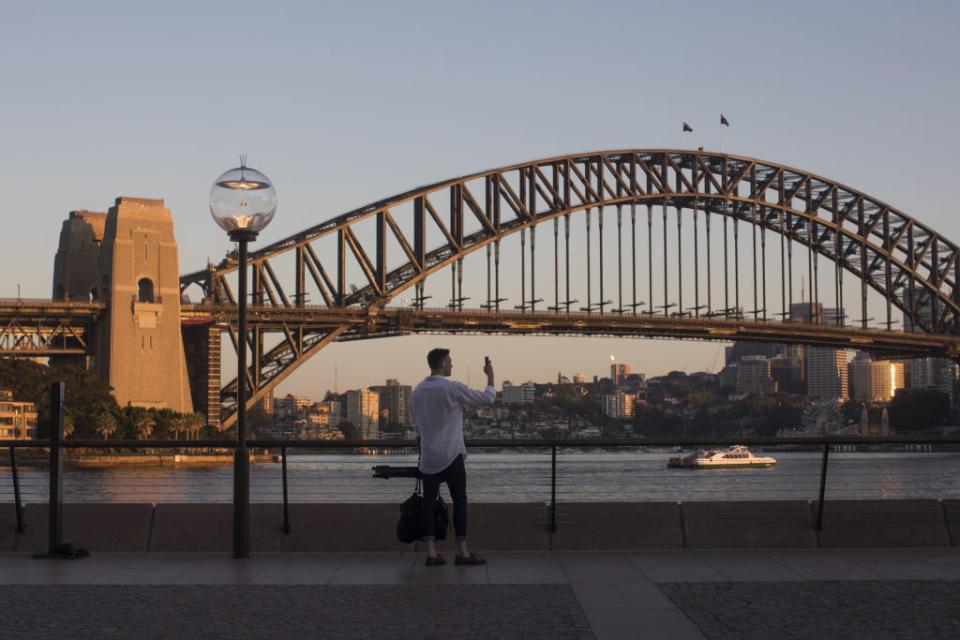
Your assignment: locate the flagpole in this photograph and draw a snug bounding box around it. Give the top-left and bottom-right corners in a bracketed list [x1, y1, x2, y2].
[720, 124, 723, 153]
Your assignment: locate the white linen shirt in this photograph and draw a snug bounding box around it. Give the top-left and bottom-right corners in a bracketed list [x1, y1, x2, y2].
[410, 375, 496, 475]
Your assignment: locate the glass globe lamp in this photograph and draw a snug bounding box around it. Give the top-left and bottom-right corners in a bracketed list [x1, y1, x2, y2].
[210, 160, 277, 239]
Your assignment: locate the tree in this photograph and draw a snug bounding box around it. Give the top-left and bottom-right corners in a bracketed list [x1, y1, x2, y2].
[95, 411, 118, 440]
[889, 389, 951, 432]
[134, 415, 155, 440]
[337, 421, 359, 439]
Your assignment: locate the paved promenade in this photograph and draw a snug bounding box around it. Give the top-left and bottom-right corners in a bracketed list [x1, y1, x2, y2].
[2, 549, 960, 639]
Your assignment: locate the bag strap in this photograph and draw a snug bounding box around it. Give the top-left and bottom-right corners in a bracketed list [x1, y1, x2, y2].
[415, 439, 422, 494]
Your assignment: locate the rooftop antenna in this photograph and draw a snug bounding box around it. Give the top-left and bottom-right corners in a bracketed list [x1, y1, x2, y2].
[334, 363, 338, 393]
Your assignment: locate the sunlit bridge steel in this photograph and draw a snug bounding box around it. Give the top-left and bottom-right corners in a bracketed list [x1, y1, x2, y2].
[173, 150, 960, 428]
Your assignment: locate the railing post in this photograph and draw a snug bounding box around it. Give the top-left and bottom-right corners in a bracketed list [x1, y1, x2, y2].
[9, 447, 23, 533]
[281, 445, 290, 534]
[550, 445, 557, 533]
[815, 442, 830, 531]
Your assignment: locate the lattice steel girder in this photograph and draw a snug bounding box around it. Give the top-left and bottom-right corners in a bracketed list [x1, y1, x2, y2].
[188, 304, 960, 373]
[178, 150, 960, 422]
[0, 301, 102, 355]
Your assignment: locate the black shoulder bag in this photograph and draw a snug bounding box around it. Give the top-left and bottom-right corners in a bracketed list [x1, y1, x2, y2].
[396, 446, 449, 543]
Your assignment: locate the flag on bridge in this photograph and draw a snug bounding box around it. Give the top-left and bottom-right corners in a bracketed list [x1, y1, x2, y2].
[682, 122, 693, 132]
[721, 114, 730, 127]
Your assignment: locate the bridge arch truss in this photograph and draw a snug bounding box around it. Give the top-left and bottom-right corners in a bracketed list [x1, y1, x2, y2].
[179, 150, 960, 426]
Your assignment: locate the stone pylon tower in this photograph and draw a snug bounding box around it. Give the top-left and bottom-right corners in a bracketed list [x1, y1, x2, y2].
[52, 210, 108, 301]
[53, 197, 194, 413]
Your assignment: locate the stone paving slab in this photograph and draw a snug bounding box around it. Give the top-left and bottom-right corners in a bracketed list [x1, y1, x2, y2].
[0, 584, 595, 640]
[659, 580, 960, 639]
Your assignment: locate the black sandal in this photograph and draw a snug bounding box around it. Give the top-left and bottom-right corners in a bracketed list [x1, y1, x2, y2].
[454, 553, 486, 566]
[425, 555, 446, 567]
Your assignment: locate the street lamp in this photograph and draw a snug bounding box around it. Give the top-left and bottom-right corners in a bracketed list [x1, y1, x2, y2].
[210, 156, 277, 559]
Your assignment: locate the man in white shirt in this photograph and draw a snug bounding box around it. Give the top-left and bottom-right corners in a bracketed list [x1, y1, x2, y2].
[410, 348, 495, 566]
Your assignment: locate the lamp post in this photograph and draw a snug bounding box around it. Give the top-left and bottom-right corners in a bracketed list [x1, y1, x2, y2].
[210, 156, 277, 559]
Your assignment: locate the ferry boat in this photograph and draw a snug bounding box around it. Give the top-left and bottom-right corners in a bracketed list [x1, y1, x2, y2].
[667, 445, 776, 469]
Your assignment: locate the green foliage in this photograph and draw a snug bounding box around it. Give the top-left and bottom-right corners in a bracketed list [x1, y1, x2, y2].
[889, 389, 951, 431]
[0, 357, 213, 441]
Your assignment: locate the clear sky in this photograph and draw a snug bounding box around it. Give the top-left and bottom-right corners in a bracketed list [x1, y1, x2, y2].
[2, 0, 958, 397]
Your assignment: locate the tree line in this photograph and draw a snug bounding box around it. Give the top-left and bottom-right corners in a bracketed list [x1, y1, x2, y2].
[0, 358, 213, 440]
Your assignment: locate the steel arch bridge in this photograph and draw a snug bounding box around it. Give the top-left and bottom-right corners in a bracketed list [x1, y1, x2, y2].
[178, 149, 960, 428]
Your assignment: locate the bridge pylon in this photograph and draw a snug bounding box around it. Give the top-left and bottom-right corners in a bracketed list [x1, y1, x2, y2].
[53, 198, 196, 417]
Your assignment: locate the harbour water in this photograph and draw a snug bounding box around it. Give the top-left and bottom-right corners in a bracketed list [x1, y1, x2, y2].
[2, 450, 959, 504]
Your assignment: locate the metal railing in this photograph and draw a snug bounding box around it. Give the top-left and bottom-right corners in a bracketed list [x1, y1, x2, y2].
[5, 433, 960, 550]
[3, 385, 960, 555]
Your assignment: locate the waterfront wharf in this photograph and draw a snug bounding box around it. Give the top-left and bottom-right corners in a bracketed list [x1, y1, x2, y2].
[2, 548, 959, 639]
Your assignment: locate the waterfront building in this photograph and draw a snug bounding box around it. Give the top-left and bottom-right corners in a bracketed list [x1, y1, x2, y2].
[0, 389, 37, 439]
[345, 388, 379, 438]
[502, 381, 535, 405]
[572, 374, 586, 384]
[736, 356, 777, 395]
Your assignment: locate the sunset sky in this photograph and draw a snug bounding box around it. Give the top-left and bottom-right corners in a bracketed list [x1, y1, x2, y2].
[3, 0, 958, 396]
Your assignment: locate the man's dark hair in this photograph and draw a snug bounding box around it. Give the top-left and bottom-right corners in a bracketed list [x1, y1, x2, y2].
[427, 348, 450, 371]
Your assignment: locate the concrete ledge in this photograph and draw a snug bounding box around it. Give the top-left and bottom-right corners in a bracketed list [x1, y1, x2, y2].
[936, 499, 960, 547]
[0, 503, 19, 551]
[683, 501, 817, 549]
[817, 500, 950, 548]
[151, 503, 282, 551]
[551, 502, 682, 550]
[281, 503, 409, 551]
[11, 504, 46, 552]
[465, 503, 550, 551]
[3, 500, 956, 551]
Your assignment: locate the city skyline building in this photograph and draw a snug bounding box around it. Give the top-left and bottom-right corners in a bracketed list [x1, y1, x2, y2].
[502, 381, 535, 405]
[610, 363, 631, 385]
[736, 356, 778, 395]
[370, 378, 412, 426]
[602, 391, 635, 418]
[345, 388, 379, 438]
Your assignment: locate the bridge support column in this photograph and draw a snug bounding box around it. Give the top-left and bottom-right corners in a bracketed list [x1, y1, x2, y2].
[182, 321, 222, 429]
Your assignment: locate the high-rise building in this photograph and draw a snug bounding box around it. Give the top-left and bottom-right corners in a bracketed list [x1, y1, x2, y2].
[849, 356, 905, 402]
[736, 356, 778, 395]
[345, 388, 379, 438]
[610, 363, 631, 384]
[910, 357, 958, 406]
[801, 307, 848, 400]
[770, 356, 803, 394]
[371, 379, 412, 426]
[807, 346, 848, 400]
[602, 391, 635, 418]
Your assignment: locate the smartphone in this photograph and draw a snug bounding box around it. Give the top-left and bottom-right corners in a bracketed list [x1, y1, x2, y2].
[484, 356, 491, 367]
